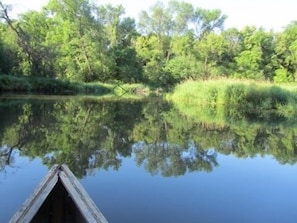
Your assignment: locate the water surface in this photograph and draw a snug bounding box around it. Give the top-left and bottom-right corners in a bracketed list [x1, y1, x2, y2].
[1, 95, 297, 222]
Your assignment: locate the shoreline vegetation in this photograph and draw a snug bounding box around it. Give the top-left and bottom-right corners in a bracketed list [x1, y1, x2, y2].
[167, 78, 297, 107]
[166, 79, 297, 124]
[1, 0, 297, 109]
[0, 74, 150, 96]
[2, 72, 297, 119]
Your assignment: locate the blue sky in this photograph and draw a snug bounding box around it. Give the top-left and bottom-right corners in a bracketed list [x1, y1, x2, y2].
[3, 0, 297, 31]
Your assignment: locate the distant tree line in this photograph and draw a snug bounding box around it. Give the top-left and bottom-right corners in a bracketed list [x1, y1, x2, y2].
[0, 0, 297, 88]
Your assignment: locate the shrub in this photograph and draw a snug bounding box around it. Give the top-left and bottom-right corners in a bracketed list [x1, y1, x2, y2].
[0, 74, 31, 92]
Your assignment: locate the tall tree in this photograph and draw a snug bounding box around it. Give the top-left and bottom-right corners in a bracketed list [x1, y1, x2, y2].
[45, 0, 111, 82]
[193, 32, 228, 79]
[135, 35, 169, 86]
[17, 11, 57, 77]
[98, 4, 125, 48]
[274, 21, 297, 83]
[233, 26, 275, 80]
[0, 22, 19, 74]
[0, 1, 51, 76]
[98, 4, 142, 83]
[137, 1, 195, 86]
[138, 1, 172, 38]
[219, 28, 243, 75]
[163, 32, 199, 82]
[191, 8, 227, 39]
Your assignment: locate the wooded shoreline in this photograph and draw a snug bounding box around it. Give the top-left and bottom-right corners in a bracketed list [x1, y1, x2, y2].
[1, 0, 297, 90]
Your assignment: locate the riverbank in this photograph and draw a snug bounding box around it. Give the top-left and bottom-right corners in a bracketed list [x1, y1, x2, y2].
[0, 74, 150, 96]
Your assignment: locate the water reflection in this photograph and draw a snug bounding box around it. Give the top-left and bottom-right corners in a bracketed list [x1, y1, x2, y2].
[0, 146, 14, 172]
[1, 95, 297, 178]
[133, 141, 218, 176]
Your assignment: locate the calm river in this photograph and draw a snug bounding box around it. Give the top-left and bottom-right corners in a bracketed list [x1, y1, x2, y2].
[1, 94, 297, 223]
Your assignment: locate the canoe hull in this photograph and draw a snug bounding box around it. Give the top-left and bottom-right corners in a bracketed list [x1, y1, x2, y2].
[9, 164, 108, 223]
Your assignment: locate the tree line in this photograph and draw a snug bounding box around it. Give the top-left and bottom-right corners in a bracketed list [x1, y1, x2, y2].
[0, 0, 297, 88]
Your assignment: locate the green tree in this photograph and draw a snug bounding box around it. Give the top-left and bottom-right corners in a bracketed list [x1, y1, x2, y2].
[138, 0, 194, 38]
[191, 8, 227, 39]
[274, 21, 297, 83]
[137, 1, 195, 86]
[193, 32, 228, 79]
[219, 28, 244, 76]
[138, 1, 172, 39]
[98, 4, 125, 48]
[98, 4, 143, 83]
[135, 35, 170, 86]
[16, 11, 57, 77]
[0, 22, 19, 74]
[233, 26, 275, 80]
[45, 0, 111, 82]
[137, 1, 227, 85]
[0, 2, 51, 76]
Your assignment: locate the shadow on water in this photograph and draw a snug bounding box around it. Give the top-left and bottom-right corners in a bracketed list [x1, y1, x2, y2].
[1, 94, 297, 178]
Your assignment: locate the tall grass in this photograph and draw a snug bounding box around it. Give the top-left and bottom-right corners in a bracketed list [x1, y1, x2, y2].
[167, 80, 224, 105]
[166, 79, 297, 124]
[0, 74, 112, 95]
[167, 79, 297, 108]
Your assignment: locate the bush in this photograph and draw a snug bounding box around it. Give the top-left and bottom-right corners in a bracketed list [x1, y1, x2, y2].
[0, 74, 31, 92]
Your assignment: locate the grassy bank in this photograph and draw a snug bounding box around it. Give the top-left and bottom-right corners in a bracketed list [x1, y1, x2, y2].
[0, 74, 149, 96]
[166, 79, 297, 124]
[0, 74, 112, 95]
[167, 79, 297, 109]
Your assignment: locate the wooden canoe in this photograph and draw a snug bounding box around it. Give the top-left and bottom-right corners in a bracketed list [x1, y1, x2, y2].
[9, 164, 108, 223]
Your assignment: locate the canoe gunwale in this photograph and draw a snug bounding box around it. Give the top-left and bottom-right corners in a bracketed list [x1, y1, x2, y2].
[58, 164, 107, 222]
[9, 164, 108, 223]
[9, 165, 60, 223]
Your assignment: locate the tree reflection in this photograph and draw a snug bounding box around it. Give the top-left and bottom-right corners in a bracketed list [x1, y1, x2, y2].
[1, 96, 297, 178]
[0, 146, 15, 172]
[133, 141, 218, 177]
[0, 97, 142, 177]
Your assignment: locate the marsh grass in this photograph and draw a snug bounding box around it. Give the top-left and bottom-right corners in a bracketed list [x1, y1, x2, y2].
[166, 79, 297, 125]
[168, 79, 297, 108]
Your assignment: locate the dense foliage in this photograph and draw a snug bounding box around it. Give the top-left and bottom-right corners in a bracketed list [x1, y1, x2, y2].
[0, 0, 297, 89]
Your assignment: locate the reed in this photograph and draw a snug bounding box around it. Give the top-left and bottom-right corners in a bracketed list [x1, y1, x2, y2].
[168, 79, 296, 107]
[166, 79, 297, 123]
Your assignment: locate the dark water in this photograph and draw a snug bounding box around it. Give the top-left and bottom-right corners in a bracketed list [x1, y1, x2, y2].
[1, 95, 297, 223]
